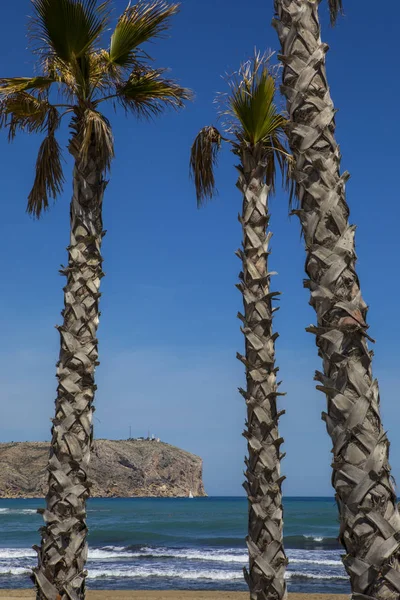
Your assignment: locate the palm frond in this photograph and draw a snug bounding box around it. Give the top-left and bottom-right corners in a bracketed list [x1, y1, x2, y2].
[225, 53, 287, 147]
[189, 126, 222, 207]
[0, 92, 53, 140]
[40, 56, 83, 102]
[109, 0, 179, 67]
[80, 108, 114, 172]
[218, 51, 293, 197]
[0, 76, 55, 96]
[328, 0, 344, 25]
[113, 67, 191, 117]
[76, 49, 124, 100]
[30, 0, 110, 62]
[27, 108, 64, 218]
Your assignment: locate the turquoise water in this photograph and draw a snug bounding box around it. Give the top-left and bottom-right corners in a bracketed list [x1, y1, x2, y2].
[0, 497, 349, 594]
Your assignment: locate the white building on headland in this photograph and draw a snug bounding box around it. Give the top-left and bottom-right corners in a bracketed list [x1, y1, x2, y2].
[128, 434, 161, 442]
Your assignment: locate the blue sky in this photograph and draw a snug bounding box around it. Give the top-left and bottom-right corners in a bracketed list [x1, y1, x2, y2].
[0, 0, 399, 497]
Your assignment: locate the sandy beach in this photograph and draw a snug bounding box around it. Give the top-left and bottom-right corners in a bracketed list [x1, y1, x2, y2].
[0, 592, 349, 600]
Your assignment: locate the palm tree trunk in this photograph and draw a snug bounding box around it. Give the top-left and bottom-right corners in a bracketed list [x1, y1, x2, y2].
[273, 2, 400, 598]
[237, 145, 287, 600]
[32, 131, 106, 600]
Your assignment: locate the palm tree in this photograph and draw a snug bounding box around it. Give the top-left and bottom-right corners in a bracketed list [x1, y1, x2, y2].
[190, 54, 290, 600]
[272, 2, 400, 598]
[0, 1, 190, 598]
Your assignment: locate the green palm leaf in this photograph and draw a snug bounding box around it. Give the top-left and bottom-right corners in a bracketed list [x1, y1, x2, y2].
[227, 58, 286, 147]
[31, 0, 109, 62]
[109, 0, 179, 67]
[115, 67, 191, 117]
[223, 54, 292, 194]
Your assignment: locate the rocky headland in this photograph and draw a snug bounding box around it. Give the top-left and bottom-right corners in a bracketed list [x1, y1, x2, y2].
[0, 439, 206, 498]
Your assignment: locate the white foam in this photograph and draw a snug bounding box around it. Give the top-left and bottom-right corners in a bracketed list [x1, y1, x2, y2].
[303, 535, 324, 542]
[84, 565, 349, 582]
[90, 545, 344, 567]
[0, 566, 31, 576]
[286, 571, 348, 581]
[89, 549, 143, 559]
[87, 566, 244, 580]
[154, 548, 247, 563]
[0, 548, 36, 559]
[0, 508, 38, 515]
[289, 558, 342, 566]
[91, 546, 248, 563]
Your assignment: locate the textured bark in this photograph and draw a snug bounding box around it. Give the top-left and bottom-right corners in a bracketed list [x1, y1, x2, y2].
[32, 123, 106, 600]
[273, 2, 400, 599]
[237, 145, 287, 600]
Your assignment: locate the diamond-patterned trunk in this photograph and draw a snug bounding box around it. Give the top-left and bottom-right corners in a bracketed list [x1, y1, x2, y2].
[273, 2, 400, 598]
[237, 145, 287, 600]
[32, 131, 106, 600]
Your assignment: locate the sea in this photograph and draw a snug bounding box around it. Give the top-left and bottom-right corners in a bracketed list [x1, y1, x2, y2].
[0, 497, 350, 594]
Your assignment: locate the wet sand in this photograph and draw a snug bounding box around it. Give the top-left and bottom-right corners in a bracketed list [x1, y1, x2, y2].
[0, 591, 349, 600]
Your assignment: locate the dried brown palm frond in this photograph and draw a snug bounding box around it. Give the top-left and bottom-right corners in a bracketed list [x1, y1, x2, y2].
[0, 92, 51, 140]
[0, 76, 55, 97]
[79, 108, 114, 171]
[328, 0, 344, 25]
[27, 107, 64, 217]
[189, 126, 223, 207]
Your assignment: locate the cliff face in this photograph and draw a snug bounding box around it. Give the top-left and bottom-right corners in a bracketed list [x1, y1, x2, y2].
[0, 439, 206, 498]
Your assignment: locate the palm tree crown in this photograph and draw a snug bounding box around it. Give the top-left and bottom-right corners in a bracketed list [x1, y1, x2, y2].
[0, 0, 191, 217]
[190, 53, 290, 206]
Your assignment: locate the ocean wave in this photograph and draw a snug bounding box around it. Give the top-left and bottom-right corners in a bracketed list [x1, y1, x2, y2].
[0, 545, 246, 565]
[0, 548, 36, 559]
[86, 567, 244, 581]
[0, 566, 31, 576]
[0, 508, 38, 515]
[89, 548, 142, 559]
[287, 571, 348, 581]
[289, 558, 342, 567]
[93, 546, 248, 563]
[86, 566, 348, 582]
[287, 548, 342, 567]
[0, 544, 343, 569]
[284, 535, 340, 549]
[0, 558, 348, 584]
[90, 545, 343, 567]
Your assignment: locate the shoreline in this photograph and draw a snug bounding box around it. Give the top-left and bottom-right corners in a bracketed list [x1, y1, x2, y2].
[1, 592, 350, 600]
